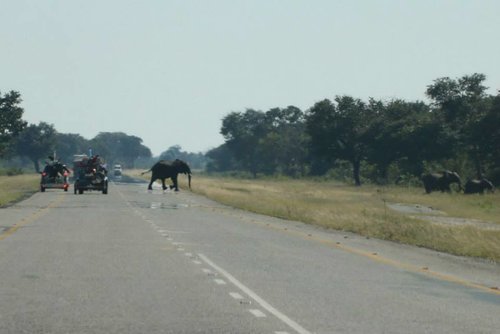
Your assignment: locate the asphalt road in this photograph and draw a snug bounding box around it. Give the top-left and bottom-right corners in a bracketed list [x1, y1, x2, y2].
[1, 181, 499, 334]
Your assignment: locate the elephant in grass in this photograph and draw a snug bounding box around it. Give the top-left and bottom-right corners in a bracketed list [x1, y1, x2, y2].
[464, 178, 495, 194]
[421, 170, 462, 194]
[141, 159, 191, 191]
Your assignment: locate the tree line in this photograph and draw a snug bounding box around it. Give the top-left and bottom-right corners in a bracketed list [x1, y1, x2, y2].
[0, 91, 207, 173]
[206, 73, 500, 186]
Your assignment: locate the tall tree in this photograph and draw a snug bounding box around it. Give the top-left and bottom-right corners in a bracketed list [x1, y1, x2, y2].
[477, 93, 500, 182]
[426, 73, 490, 177]
[53, 133, 89, 165]
[365, 99, 447, 180]
[205, 143, 238, 172]
[0, 91, 27, 157]
[14, 122, 57, 172]
[159, 145, 208, 170]
[220, 109, 268, 177]
[260, 106, 308, 176]
[90, 132, 152, 168]
[159, 145, 183, 161]
[306, 96, 373, 185]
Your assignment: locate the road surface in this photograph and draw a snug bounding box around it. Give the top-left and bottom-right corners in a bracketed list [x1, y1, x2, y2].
[1, 180, 499, 333]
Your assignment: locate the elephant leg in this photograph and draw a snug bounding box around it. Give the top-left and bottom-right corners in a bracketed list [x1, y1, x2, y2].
[161, 178, 167, 190]
[423, 179, 433, 193]
[172, 176, 179, 191]
[147, 177, 155, 190]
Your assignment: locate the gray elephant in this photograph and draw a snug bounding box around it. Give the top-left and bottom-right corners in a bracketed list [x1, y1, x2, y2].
[421, 170, 461, 194]
[464, 178, 495, 194]
[141, 159, 191, 191]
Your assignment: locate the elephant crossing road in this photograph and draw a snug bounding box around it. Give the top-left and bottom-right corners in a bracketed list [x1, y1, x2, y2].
[141, 159, 192, 191]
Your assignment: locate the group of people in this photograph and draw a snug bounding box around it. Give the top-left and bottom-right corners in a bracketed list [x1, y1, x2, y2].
[42, 156, 70, 180]
[43, 154, 108, 180]
[73, 154, 108, 185]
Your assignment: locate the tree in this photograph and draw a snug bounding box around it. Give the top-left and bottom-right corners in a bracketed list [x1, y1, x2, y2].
[477, 93, 500, 183]
[90, 132, 152, 168]
[220, 109, 268, 177]
[205, 143, 238, 172]
[365, 99, 448, 181]
[426, 73, 490, 177]
[159, 145, 208, 170]
[0, 91, 27, 157]
[159, 145, 183, 161]
[53, 133, 89, 164]
[260, 106, 308, 176]
[306, 96, 373, 185]
[14, 122, 57, 172]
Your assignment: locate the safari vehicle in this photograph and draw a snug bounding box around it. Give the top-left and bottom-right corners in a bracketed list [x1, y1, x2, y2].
[40, 159, 70, 192]
[40, 169, 70, 192]
[113, 164, 122, 177]
[73, 154, 108, 194]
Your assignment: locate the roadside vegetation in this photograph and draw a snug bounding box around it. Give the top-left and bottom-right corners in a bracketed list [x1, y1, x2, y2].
[169, 174, 500, 262]
[3, 73, 500, 261]
[0, 172, 39, 207]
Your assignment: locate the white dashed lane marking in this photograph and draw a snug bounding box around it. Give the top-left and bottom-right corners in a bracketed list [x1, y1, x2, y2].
[117, 188, 303, 334]
[198, 254, 312, 334]
[214, 279, 227, 285]
[249, 309, 267, 318]
[229, 292, 244, 300]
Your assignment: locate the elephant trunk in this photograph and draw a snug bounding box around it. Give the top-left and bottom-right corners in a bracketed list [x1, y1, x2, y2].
[188, 173, 191, 189]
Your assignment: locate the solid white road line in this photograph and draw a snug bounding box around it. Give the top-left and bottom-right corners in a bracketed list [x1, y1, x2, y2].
[198, 254, 312, 334]
[214, 279, 227, 285]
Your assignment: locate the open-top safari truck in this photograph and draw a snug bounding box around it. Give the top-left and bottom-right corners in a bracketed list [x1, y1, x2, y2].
[40, 159, 70, 192]
[73, 154, 108, 195]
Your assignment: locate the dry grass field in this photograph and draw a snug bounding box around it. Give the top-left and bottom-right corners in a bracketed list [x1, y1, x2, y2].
[173, 174, 500, 262]
[0, 174, 39, 207]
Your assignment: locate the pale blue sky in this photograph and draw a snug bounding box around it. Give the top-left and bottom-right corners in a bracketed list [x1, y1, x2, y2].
[1, 0, 499, 155]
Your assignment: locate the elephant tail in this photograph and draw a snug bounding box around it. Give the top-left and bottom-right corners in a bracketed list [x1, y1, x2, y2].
[141, 168, 152, 175]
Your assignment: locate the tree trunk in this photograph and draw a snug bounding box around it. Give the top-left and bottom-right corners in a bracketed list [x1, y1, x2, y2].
[32, 159, 40, 173]
[472, 145, 483, 179]
[353, 159, 361, 186]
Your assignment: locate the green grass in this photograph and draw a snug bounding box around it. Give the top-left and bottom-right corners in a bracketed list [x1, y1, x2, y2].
[0, 174, 40, 207]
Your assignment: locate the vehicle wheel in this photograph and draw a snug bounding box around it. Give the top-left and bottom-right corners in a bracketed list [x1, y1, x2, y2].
[78, 189, 84, 194]
[102, 181, 108, 194]
[40, 186, 45, 192]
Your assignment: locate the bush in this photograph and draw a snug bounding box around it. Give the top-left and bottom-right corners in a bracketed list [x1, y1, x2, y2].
[0, 167, 24, 176]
